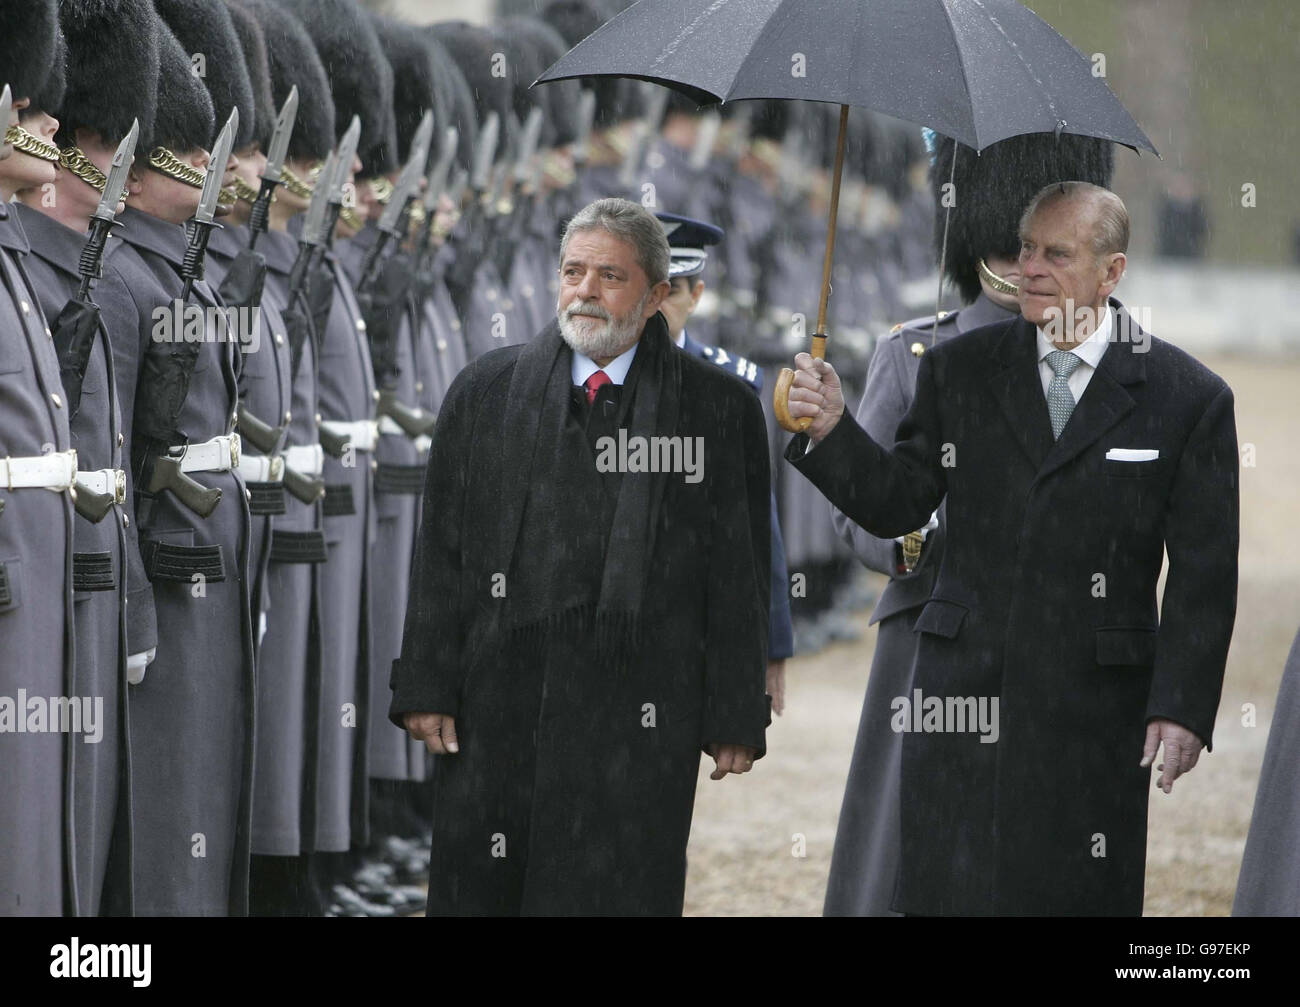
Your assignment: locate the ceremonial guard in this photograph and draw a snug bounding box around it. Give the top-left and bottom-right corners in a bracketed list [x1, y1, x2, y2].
[105, 10, 254, 916]
[822, 132, 1115, 916]
[0, 0, 76, 917]
[12, 0, 167, 916]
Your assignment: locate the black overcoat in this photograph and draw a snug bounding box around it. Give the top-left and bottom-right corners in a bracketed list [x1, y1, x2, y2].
[788, 300, 1239, 915]
[390, 336, 772, 915]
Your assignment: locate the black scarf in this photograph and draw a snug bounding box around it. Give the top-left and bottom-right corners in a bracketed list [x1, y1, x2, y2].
[488, 311, 681, 664]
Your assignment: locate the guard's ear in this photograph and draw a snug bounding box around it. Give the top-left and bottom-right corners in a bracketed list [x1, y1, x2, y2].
[126, 158, 146, 195]
[690, 279, 706, 310]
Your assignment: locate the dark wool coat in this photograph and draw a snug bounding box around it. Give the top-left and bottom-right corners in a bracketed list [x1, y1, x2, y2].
[789, 300, 1239, 916]
[390, 335, 772, 915]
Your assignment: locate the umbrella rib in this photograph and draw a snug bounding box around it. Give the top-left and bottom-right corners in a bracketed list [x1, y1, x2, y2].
[936, 0, 980, 148]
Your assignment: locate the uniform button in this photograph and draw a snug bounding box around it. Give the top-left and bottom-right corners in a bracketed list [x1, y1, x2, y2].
[370, 459, 378, 472]
[372, 390, 381, 402]
[275, 332, 285, 345]
[45, 327, 52, 339]
[245, 488, 252, 502]
[314, 413, 322, 424]
[118, 432, 124, 447]
[20, 300, 30, 314]
[51, 392, 63, 408]
[415, 381, 424, 393]
[122, 513, 129, 528]
[356, 319, 367, 331]
[283, 411, 292, 423]
[437, 340, 447, 351]
[450, 319, 461, 331]
[910, 342, 925, 357]
[485, 288, 498, 302]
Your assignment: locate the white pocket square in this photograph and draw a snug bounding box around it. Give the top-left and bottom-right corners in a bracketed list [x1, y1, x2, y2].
[1106, 448, 1159, 461]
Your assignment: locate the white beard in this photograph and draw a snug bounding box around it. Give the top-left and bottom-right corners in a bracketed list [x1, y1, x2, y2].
[557, 296, 647, 360]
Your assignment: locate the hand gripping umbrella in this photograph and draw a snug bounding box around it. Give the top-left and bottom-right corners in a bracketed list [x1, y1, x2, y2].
[535, 0, 1157, 432]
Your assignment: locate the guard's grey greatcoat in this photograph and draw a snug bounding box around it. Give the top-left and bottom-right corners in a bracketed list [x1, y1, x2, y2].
[1233, 624, 1300, 916]
[107, 206, 255, 916]
[338, 227, 427, 785]
[256, 228, 327, 856]
[0, 204, 74, 917]
[823, 295, 1013, 918]
[207, 222, 319, 858]
[311, 246, 375, 851]
[14, 202, 152, 916]
[788, 300, 1239, 915]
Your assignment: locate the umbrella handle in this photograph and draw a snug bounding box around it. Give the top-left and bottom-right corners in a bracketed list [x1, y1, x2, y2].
[775, 104, 849, 433]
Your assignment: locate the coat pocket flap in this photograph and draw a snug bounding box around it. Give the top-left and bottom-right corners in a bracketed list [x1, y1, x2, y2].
[1095, 626, 1158, 666]
[913, 598, 968, 639]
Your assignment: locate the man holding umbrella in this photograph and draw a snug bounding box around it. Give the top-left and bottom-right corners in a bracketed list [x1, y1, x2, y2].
[786, 181, 1238, 914]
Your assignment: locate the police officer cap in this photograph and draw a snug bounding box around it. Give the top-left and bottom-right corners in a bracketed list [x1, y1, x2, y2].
[656, 212, 723, 279]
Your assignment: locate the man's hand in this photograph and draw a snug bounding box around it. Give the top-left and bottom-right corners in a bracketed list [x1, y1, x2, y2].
[708, 743, 757, 781]
[766, 660, 787, 717]
[786, 352, 846, 443]
[1140, 718, 1203, 794]
[405, 712, 459, 755]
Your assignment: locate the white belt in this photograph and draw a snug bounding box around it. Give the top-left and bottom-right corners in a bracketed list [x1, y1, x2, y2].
[172, 434, 241, 474]
[321, 419, 379, 453]
[75, 467, 126, 503]
[237, 453, 284, 483]
[413, 434, 432, 454]
[283, 444, 324, 477]
[0, 449, 78, 492]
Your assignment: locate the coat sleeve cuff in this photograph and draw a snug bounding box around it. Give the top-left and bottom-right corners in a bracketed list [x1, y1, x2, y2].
[124, 585, 158, 656]
[702, 692, 770, 760]
[387, 659, 461, 728]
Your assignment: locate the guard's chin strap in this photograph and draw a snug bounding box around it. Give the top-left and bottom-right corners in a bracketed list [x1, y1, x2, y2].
[4, 123, 60, 163]
[58, 146, 130, 202]
[229, 174, 260, 205]
[978, 256, 1020, 296]
[280, 163, 316, 200]
[148, 146, 235, 207]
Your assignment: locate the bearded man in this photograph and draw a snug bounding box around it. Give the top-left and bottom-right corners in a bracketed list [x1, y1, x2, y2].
[390, 197, 772, 916]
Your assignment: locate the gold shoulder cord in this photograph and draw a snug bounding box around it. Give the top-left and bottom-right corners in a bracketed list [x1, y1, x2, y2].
[4, 124, 60, 163]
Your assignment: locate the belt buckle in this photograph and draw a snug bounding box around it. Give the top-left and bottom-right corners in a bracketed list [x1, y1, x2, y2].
[113, 469, 126, 504]
[229, 433, 241, 470]
[270, 456, 285, 482]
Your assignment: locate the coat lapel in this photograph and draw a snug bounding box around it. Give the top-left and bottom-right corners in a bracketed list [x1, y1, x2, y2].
[986, 317, 1055, 470]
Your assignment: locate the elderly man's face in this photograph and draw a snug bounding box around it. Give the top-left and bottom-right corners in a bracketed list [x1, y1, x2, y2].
[1018, 195, 1123, 339]
[557, 228, 668, 361]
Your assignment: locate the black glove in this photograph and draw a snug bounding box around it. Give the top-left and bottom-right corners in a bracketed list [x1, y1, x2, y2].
[355, 251, 414, 389]
[50, 297, 101, 420]
[305, 259, 336, 344]
[216, 246, 267, 311]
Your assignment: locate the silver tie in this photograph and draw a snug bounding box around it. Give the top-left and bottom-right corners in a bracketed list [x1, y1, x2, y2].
[1045, 349, 1083, 440]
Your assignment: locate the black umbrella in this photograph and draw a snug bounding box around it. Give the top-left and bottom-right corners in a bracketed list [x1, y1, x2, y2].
[536, 0, 1157, 431]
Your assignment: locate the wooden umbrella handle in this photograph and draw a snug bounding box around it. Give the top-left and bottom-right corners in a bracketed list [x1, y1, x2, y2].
[775, 104, 849, 433]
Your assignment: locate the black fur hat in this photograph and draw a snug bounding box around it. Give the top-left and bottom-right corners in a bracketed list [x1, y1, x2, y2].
[154, 0, 253, 150]
[278, 0, 396, 174]
[237, 0, 332, 162]
[497, 14, 580, 149]
[0, 0, 59, 103]
[430, 21, 519, 162]
[930, 132, 1116, 303]
[150, 9, 215, 153]
[224, 1, 274, 150]
[370, 13, 440, 168]
[425, 32, 476, 173]
[540, 0, 641, 129]
[33, 23, 67, 114]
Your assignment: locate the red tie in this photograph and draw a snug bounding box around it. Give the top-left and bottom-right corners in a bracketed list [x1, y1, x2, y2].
[584, 369, 612, 405]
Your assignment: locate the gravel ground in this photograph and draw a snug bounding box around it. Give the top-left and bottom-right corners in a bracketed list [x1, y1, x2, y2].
[684, 354, 1300, 917]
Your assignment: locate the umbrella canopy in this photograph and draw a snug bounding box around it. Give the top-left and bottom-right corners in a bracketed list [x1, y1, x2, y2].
[537, 0, 1156, 155]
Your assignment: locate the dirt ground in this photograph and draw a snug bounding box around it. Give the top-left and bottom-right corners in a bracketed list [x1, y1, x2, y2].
[683, 353, 1300, 917]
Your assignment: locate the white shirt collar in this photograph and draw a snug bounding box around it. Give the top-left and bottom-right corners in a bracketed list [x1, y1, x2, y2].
[571, 339, 639, 387]
[673, 329, 687, 349]
[1035, 304, 1112, 370]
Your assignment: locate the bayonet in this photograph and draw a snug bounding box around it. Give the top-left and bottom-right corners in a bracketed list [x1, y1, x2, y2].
[288, 149, 335, 297]
[513, 106, 544, 189]
[77, 119, 139, 301]
[469, 111, 499, 194]
[181, 108, 238, 299]
[689, 109, 722, 173]
[1, 85, 13, 160]
[357, 110, 433, 292]
[320, 115, 361, 249]
[570, 89, 597, 168]
[422, 127, 458, 215]
[247, 85, 299, 247]
[618, 83, 669, 189]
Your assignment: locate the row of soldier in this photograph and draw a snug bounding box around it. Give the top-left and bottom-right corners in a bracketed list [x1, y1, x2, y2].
[0, 0, 946, 916]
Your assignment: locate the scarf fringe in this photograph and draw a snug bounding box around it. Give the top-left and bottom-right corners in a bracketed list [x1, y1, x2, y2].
[507, 602, 643, 669]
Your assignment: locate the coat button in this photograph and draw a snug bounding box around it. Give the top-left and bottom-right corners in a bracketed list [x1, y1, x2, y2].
[314, 413, 322, 424]
[284, 411, 292, 423]
[450, 319, 461, 331]
[51, 392, 63, 408]
[20, 300, 30, 314]
[45, 327, 52, 339]
[415, 381, 424, 393]
[118, 432, 124, 447]
[275, 332, 285, 345]
[356, 318, 367, 331]
[370, 459, 378, 472]
[122, 513, 130, 528]
[372, 389, 381, 401]
[437, 340, 447, 351]
[910, 342, 925, 357]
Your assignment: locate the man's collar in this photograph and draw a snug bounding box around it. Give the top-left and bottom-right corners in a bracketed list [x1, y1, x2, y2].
[572, 338, 639, 386]
[11, 202, 84, 273]
[1035, 303, 1112, 368]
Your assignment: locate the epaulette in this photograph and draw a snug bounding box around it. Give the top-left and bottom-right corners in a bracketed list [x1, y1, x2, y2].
[889, 309, 953, 335]
[699, 344, 763, 392]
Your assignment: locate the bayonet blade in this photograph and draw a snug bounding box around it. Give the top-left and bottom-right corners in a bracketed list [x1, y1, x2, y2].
[196, 108, 238, 225]
[513, 106, 544, 185]
[93, 119, 139, 223]
[571, 89, 596, 165]
[689, 109, 721, 172]
[422, 126, 458, 213]
[328, 115, 361, 205]
[300, 150, 336, 247]
[263, 85, 299, 184]
[469, 111, 499, 192]
[376, 109, 433, 235]
[0, 85, 12, 160]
